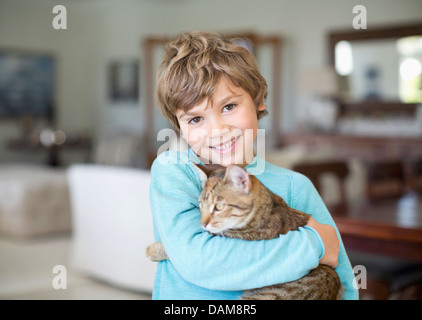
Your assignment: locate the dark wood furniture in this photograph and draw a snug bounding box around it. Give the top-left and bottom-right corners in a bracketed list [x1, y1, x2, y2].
[364, 160, 407, 201]
[409, 159, 422, 193]
[282, 133, 422, 198]
[293, 161, 349, 210]
[331, 199, 422, 264]
[291, 158, 422, 298]
[6, 134, 92, 167]
[284, 137, 422, 257]
[332, 193, 422, 300]
[291, 158, 422, 263]
[282, 133, 422, 161]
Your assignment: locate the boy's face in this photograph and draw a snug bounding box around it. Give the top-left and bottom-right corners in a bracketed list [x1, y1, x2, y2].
[176, 78, 266, 167]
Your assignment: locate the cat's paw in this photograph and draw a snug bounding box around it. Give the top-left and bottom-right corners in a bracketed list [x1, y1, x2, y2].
[145, 241, 168, 262]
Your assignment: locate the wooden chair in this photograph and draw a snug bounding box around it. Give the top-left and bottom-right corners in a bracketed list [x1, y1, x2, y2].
[363, 160, 406, 201]
[408, 159, 422, 193]
[292, 160, 349, 210]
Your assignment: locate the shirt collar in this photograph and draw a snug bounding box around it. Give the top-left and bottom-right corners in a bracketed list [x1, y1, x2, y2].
[244, 153, 266, 176]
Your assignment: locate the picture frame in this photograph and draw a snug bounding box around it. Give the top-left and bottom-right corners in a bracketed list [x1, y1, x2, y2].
[108, 60, 140, 103]
[0, 48, 55, 119]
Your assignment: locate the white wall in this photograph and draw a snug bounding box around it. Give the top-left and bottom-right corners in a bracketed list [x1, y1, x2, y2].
[1, 0, 421, 164]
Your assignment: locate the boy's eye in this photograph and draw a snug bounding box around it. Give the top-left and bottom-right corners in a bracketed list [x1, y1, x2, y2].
[188, 116, 202, 124]
[223, 104, 236, 112]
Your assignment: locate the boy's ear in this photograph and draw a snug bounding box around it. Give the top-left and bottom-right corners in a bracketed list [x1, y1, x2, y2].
[224, 165, 251, 193]
[258, 100, 266, 112]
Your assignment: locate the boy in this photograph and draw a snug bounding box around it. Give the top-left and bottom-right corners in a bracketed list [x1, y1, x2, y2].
[150, 31, 358, 300]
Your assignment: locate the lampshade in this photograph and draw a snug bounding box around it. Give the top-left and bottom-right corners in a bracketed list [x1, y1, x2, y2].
[300, 67, 339, 96]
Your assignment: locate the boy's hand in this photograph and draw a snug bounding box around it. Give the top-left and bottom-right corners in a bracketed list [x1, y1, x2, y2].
[306, 217, 339, 268]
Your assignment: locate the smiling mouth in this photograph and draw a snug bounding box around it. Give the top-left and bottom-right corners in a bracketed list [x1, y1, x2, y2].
[209, 136, 240, 155]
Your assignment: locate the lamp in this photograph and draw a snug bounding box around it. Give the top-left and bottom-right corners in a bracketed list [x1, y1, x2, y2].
[299, 67, 340, 132]
[300, 66, 339, 98]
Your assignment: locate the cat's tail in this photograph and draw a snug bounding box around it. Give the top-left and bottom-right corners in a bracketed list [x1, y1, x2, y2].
[145, 241, 169, 262]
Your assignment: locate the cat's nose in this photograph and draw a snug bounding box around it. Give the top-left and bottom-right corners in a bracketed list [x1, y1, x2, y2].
[201, 215, 210, 228]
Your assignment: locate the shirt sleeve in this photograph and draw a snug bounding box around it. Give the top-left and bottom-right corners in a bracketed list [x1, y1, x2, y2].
[290, 172, 359, 300]
[150, 155, 325, 291]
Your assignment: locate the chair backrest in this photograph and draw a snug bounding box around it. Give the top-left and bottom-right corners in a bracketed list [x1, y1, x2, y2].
[363, 160, 406, 201]
[292, 160, 349, 209]
[408, 159, 422, 193]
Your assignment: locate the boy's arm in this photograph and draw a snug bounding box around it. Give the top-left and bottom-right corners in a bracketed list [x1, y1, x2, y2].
[290, 172, 359, 300]
[150, 157, 325, 292]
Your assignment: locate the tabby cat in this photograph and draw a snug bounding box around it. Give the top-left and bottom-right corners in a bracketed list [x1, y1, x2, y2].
[146, 164, 344, 300]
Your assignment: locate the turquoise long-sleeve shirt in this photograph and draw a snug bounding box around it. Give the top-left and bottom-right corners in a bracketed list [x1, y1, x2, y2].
[150, 149, 358, 300]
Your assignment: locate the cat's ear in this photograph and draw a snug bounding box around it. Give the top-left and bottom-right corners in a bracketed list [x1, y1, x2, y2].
[224, 165, 251, 193]
[191, 163, 219, 184]
[192, 163, 225, 178]
[191, 163, 209, 184]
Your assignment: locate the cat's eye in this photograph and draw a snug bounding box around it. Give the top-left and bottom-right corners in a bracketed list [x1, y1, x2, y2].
[215, 203, 224, 211]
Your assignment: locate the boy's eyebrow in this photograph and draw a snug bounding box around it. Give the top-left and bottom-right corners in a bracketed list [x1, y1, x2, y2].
[216, 94, 242, 106]
[177, 110, 198, 119]
[177, 94, 243, 119]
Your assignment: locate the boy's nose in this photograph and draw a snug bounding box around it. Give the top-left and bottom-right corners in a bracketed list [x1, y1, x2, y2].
[209, 125, 230, 139]
[208, 115, 230, 133]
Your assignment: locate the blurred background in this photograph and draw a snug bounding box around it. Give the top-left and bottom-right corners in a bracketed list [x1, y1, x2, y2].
[0, 0, 422, 300]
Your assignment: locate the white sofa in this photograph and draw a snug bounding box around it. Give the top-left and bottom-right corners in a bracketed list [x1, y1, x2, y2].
[67, 164, 156, 293]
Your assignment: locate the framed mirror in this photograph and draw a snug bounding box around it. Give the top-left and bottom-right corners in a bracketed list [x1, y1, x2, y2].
[328, 22, 422, 113]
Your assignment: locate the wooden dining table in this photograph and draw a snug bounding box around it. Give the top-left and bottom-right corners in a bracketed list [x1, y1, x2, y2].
[329, 194, 422, 264]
